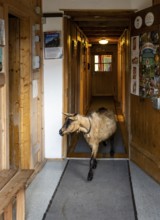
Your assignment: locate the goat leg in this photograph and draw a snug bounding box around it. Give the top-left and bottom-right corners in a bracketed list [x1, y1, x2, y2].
[87, 168, 93, 181]
[110, 134, 115, 157]
[92, 158, 97, 169]
[87, 157, 94, 181]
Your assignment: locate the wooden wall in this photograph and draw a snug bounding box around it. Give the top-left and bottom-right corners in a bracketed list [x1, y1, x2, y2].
[63, 18, 91, 115]
[130, 5, 160, 183]
[0, 0, 44, 169]
[118, 29, 130, 125]
[130, 96, 160, 182]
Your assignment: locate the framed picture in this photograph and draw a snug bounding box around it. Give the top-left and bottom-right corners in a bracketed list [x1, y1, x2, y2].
[44, 31, 62, 59]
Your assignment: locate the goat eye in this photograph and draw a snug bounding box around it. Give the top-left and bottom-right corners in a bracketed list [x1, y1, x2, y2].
[66, 118, 72, 128]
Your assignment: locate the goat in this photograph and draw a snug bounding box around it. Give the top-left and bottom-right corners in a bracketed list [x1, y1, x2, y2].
[59, 107, 117, 181]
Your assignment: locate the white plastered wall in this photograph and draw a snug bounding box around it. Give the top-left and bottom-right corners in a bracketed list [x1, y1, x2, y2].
[43, 17, 63, 158]
[42, 0, 152, 158]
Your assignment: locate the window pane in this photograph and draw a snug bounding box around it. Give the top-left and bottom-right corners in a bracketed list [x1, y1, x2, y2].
[94, 55, 99, 63]
[94, 54, 112, 72]
[104, 63, 112, 71]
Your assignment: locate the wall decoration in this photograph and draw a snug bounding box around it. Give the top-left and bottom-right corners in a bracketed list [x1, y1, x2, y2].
[139, 31, 160, 98]
[145, 12, 154, 27]
[131, 36, 139, 95]
[44, 31, 62, 59]
[0, 19, 5, 45]
[134, 16, 142, 29]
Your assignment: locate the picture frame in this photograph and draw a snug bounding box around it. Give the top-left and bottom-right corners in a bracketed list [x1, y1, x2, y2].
[44, 31, 62, 59]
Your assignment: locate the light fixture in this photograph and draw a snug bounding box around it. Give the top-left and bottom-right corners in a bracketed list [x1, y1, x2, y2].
[99, 39, 108, 45]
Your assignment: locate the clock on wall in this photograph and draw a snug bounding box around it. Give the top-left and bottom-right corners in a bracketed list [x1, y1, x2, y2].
[134, 16, 142, 29]
[145, 12, 154, 26]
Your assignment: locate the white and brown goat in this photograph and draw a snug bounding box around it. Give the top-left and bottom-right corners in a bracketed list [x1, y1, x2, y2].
[59, 107, 117, 181]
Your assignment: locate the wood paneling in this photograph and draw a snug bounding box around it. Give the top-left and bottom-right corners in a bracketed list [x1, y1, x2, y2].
[130, 5, 160, 183]
[130, 95, 160, 182]
[63, 18, 91, 156]
[0, 0, 43, 170]
[9, 16, 20, 169]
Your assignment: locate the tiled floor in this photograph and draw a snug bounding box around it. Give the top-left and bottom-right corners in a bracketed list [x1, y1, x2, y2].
[26, 159, 160, 220]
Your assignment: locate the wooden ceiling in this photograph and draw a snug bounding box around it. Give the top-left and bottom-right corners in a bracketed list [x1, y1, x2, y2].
[62, 10, 135, 44]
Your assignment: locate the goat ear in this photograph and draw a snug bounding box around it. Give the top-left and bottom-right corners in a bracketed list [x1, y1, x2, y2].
[63, 112, 75, 117]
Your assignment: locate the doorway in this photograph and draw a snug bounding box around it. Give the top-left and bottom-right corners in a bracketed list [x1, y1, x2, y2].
[62, 10, 133, 159]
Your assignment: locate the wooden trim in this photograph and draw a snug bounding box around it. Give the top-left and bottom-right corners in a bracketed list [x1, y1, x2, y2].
[0, 73, 5, 87]
[68, 152, 128, 159]
[43, 13, 63, 17]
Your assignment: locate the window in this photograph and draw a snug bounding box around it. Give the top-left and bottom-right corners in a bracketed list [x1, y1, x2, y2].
[94, 54, 112, 72]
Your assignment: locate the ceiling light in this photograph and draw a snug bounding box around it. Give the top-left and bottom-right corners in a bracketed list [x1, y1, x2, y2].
[99, 39, 108, 45]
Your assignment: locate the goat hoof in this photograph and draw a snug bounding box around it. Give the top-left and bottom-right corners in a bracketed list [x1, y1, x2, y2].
[110, 150, 114, 157]
[87, 171, 93, 181]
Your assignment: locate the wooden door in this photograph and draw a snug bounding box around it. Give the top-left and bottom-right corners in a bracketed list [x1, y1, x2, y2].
[92, 53, 114, 96]
[130, 4, 160, 183]
[91, 45, 117, 97]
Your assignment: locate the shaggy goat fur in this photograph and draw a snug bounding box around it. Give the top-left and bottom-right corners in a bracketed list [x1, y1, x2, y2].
[59, 107, 117, 180]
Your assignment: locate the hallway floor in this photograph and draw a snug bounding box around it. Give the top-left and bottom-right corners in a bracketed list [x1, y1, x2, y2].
[26, 159, 160, 220]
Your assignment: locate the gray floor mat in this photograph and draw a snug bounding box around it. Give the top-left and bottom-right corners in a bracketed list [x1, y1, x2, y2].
[44, 160, 136, 220]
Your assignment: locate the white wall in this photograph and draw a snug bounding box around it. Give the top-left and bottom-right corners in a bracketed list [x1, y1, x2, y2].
[43, 18, 63, 158]
[42, 0, 152, 13]
[42, 0, 152, 158]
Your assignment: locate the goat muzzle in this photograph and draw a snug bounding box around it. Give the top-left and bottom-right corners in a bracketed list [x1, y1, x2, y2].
[59, 129, 64, 136]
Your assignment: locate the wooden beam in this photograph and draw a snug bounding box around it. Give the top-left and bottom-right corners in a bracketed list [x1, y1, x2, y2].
[16, 189, 25, 220]
[152, 0, 160, 5]
[4, 203, 13, 220]
[43, 13, 63, 17]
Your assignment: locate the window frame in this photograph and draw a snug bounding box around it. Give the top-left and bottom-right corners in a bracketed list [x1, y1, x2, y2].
[93, 53, 113, 73]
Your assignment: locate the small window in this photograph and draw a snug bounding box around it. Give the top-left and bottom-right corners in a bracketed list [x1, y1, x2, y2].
[94, 54, 112, 72]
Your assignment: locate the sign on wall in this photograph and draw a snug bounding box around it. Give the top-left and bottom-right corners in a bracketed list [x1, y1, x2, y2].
[131, 32, 160, 98]
[44, 31, 63, 59]
[139, 31, 160, 98]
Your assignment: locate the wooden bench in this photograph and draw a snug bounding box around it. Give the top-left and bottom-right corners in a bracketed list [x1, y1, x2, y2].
[0, 169, 34, 220]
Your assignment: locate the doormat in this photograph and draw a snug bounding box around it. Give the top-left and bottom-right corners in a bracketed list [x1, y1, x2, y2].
[43, 160, 136, 220]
